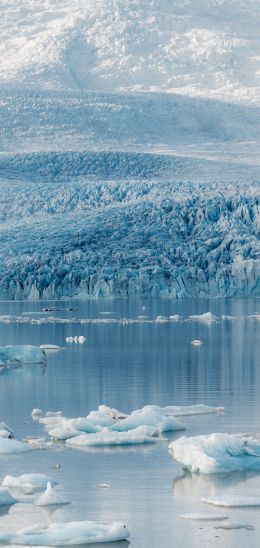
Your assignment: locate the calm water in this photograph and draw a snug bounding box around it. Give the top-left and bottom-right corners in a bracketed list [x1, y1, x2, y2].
[0, 298, 259, 547]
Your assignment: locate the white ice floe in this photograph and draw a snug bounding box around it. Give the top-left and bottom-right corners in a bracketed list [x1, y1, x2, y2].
[0, 487, 17, 506]
[179, 513, 229, 521]
[0, 520, 130, 545]
[66, 426, 157, 447]
[202, 495, 260, 507]
[40, 345, 61, 350]
[77, 336, 86, 343]
[97, 483, 111, 489]
[2, 474, 57, 492]
[111, 406, 185, 433]
[155, 315, 168, 323]
[34, 403, 223, 445]
[0, 438, 31, 455]
[214, 521, 254, 530]
[191, 340, 203, 346]
[169, 315, 180, 321]
[31, 409, 43, 419]
[65, 337, 74, 342]
[0, 345, 46, 366]
[0, 423, 13, 438]
[35, 483, 70, 506]
[189, 312, 217, 323]
[169, 433, 260, 474]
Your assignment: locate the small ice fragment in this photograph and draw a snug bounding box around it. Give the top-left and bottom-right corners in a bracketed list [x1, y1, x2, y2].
[3, 474, 57, 491]
[0, 520, 130, 545]
[46, 411, 63, 417]
[155, 315, 168, 322]
[214, 521, 254, 530]
[202, 495, 260, 507]
[78, 336, 86, 343]
[40, 345, 61, 350]
[169, 315, 180, 321]
[52, 464, 61, 469]
[97, 483, 111, 489]
[179, 513, 229, 521]
[189, 312, 217, 323]
[0, 422, 13, 437]
[191, 340, 203, 346]
[35, 482, 70, 506]
[31, 409, 43, 419]
[65, 337, 74, 342]
[0, 487, 17, 506]
[0, 438, 31, 454]
[74, 336, 78, 342]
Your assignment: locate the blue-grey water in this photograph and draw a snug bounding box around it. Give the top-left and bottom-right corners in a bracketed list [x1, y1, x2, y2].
[0, 298, 259, 547]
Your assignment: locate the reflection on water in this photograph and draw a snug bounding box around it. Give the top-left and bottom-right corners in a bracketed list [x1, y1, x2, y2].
[0, 299, 259, 547]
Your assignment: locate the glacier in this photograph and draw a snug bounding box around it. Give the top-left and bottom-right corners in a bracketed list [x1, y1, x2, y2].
[0, 1, 259, 299]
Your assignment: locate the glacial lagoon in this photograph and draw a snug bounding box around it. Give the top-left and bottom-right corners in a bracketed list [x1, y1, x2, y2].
[0, 298, 259, 547]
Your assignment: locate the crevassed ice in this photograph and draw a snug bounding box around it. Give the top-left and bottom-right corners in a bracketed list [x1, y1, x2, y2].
[169, 433, 260, 474]
[0, 520, 130, 545]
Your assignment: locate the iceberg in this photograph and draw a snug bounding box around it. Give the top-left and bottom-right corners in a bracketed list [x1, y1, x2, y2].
[0, 520, 130, 545]
[0, 487, 17, 506]
[0, 346, 46, 366]
[2, 474, 57, 492]
[0, 438, 31, 455]
[169, 433, 260, 474]
[202, 495, 260, 507]
[35, 403, 223, 444]
[0, 423, 13, 439]
[66, 426, 157, 447]
[35, 483, 70, 506]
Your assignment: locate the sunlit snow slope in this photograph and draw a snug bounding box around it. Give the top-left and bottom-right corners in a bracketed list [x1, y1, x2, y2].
[0, 1, 259, 299]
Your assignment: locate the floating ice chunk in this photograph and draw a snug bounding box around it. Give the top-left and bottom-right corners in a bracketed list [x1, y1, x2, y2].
[65, 337, 74, 342]
[0, 438, 31, 455]
[77, 336, 86, 343]
[97, 484, 111, 489]
[189, 312, 217, 323]
[35, 483, 70, 506]
[155, 315, 168, 323]
[66, 426, 157, 446]
[112, 406, 185, 433]
[40, 345, 61, 350]
[3, 474, 57, 491]
[169, 433, 260, 474]
[98, 405, 128, 420]
[214, 521, 254, 530]
[31, 409, 43, 419]
[202, 495, 260, 507]
[179, 513, 229, 521]
[0, 520, 130, 545]
[169, 315, 180, 321]
[191, 340, 203, 346]
[0, 487, 17, 506]
[164, 404, 224, 417]
[0, 423, 14, 438]
[46, 411, 63, 417]
[0, 345, 46, 366]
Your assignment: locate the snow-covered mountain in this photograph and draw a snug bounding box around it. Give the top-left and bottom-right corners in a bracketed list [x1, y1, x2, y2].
[1, 0, 260, 103]
[0, 1, 259, 299]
